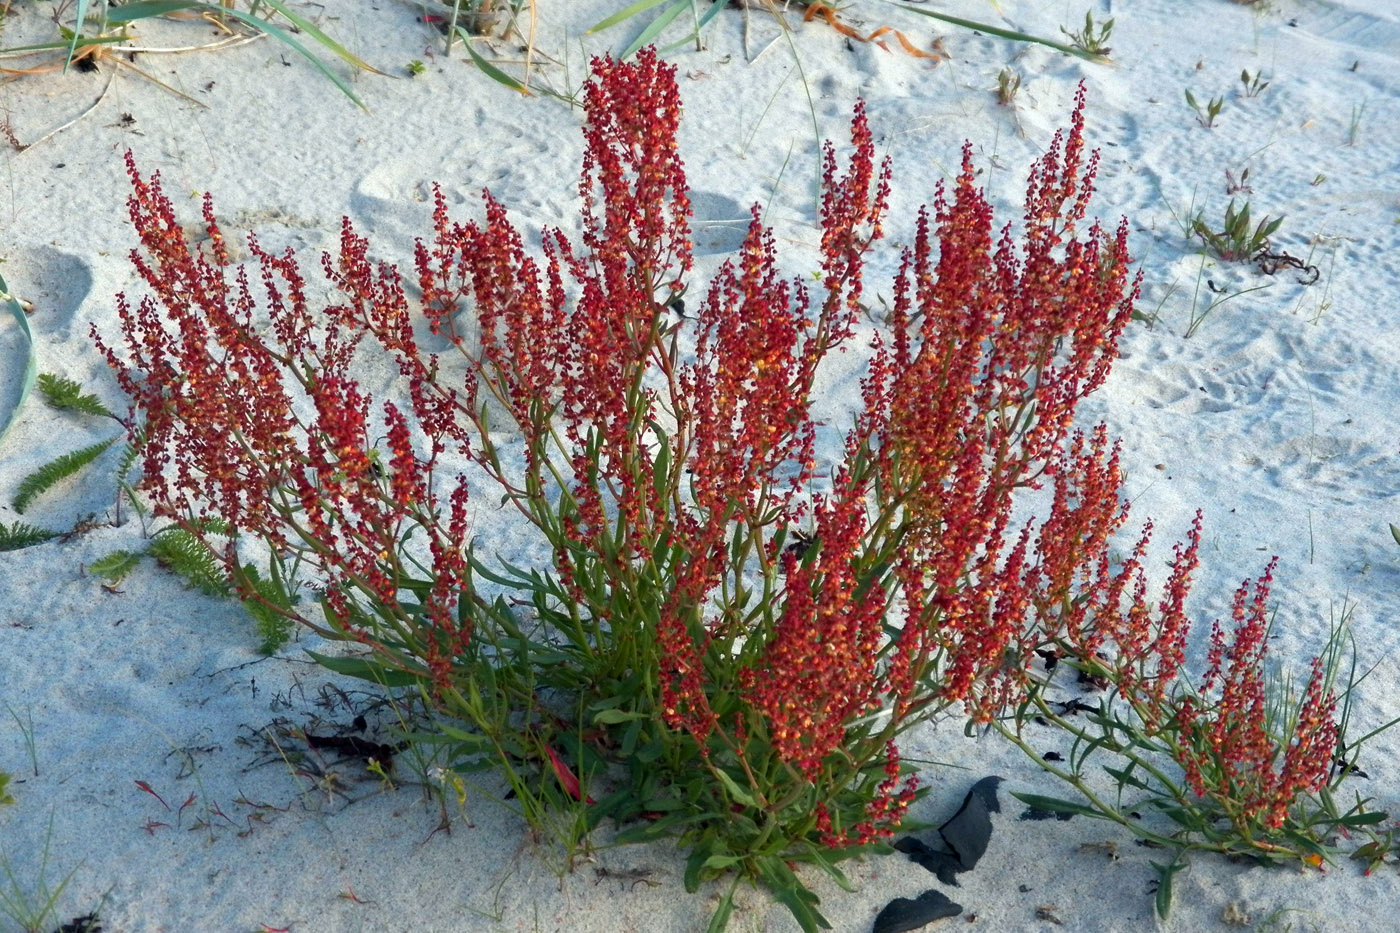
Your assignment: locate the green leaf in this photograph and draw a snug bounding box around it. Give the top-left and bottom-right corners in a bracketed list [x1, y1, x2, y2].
[62, 0, 94, 72]
[0, 520, 57, 551]
[89, 549, 141, 584]
[588, 0, 674, 34]
[36, 373, 112, 417]
[619, 0, 688, 59]
[592, 708, 647, 726]
[1102, 762, 1153, 793]
[684, 841, 714, 892]
[1150, 852, 1189, 921]
[613, 812, 710, 845]
[1010, 792, 1102, 819]
[714, 767, 758, 809]
[756, 857, 831, 932]
[0, 770, 13, 806]
[303, 649, 425, 688]
[705, 882, 737, 933]
[0, 271, 36, 448]
[459, 33, 530, 94]
[12, 436, 119, 513]
[1388, 523, 1400, 547]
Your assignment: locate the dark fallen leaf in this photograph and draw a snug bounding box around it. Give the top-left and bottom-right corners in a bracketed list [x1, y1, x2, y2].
[894, 836, 962, 886]
[940, 776, 1003, 871]
[53, 915, 103, 933]
[872, 889, 962, 933]
[304, 733, 403, 770]
[898, 776, 1004, 884]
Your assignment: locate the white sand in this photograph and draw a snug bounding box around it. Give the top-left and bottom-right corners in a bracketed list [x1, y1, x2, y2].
[3, 0, 1400, 930]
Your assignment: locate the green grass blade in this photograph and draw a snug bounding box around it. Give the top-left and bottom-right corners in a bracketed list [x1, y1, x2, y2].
[588, 0, 674, 34]
[63, 0, 94, 72]
[459, 31, 531, 94]
[12, 436, 119, 513]
[246, 0, 384, 74]
[621, 1, 688, 59]
[0, 272, 36, 449]
[885, 1, 1112, 63]
[106, 1, 373, 108]
[0, 35, 129, 55]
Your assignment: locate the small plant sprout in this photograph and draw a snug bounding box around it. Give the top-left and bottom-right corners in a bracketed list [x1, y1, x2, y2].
[1185, 89, 1225, 127]
[1192, 199, 1283, 261]
[1061, 10, 1114, 57]
[1225, 166, 1252, 194]
[995, 66, 1021, 105]
[407, 59, 427, 77]
[1240, 68, 1270, 97]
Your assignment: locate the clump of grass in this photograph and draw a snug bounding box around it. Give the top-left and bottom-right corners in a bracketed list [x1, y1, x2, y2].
[0, 0, 383, 113]
[1240, 68, 1269, 98]
[1192, 198, 1283, 261]
[1185, 89, 1225, 127]
[1060, 9, 1113, 57]
[0, 813, 84, 933]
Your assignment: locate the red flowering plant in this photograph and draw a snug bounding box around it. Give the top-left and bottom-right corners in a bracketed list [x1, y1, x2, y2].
[94, 47, 1347, 929]
[1002, 484, 1395, 917]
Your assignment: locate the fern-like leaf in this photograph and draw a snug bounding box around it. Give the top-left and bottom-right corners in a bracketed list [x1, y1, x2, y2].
[89, 550, 141, 584]
[0, 521, 57, 551]
[36, 373, 114, 418]
[148, 528, 230, 598]
[238, 563, 296, 654]
[12, 436, 119, 513]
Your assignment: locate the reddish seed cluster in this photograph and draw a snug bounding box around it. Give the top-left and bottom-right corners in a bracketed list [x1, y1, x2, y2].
[1174, 562, 1338, 829]
[94, 153, 474, 685]
[857, 87, 1137, 723]
[746, 474, 887, 779]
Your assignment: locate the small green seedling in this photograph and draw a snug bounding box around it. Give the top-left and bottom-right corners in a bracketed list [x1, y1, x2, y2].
[1185, 89, 1225, 127]
[1192, 199, 1283, 261]
[995, 66, 1021, 106]
[407, 59, 426, 77]
[1347, 101, 1367, 146]
[1061, 10, 1113, 57]
[1240, 68, 1269, 98]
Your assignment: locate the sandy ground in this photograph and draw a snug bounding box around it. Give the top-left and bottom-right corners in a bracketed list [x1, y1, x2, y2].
[3, 0, 1400, 930]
